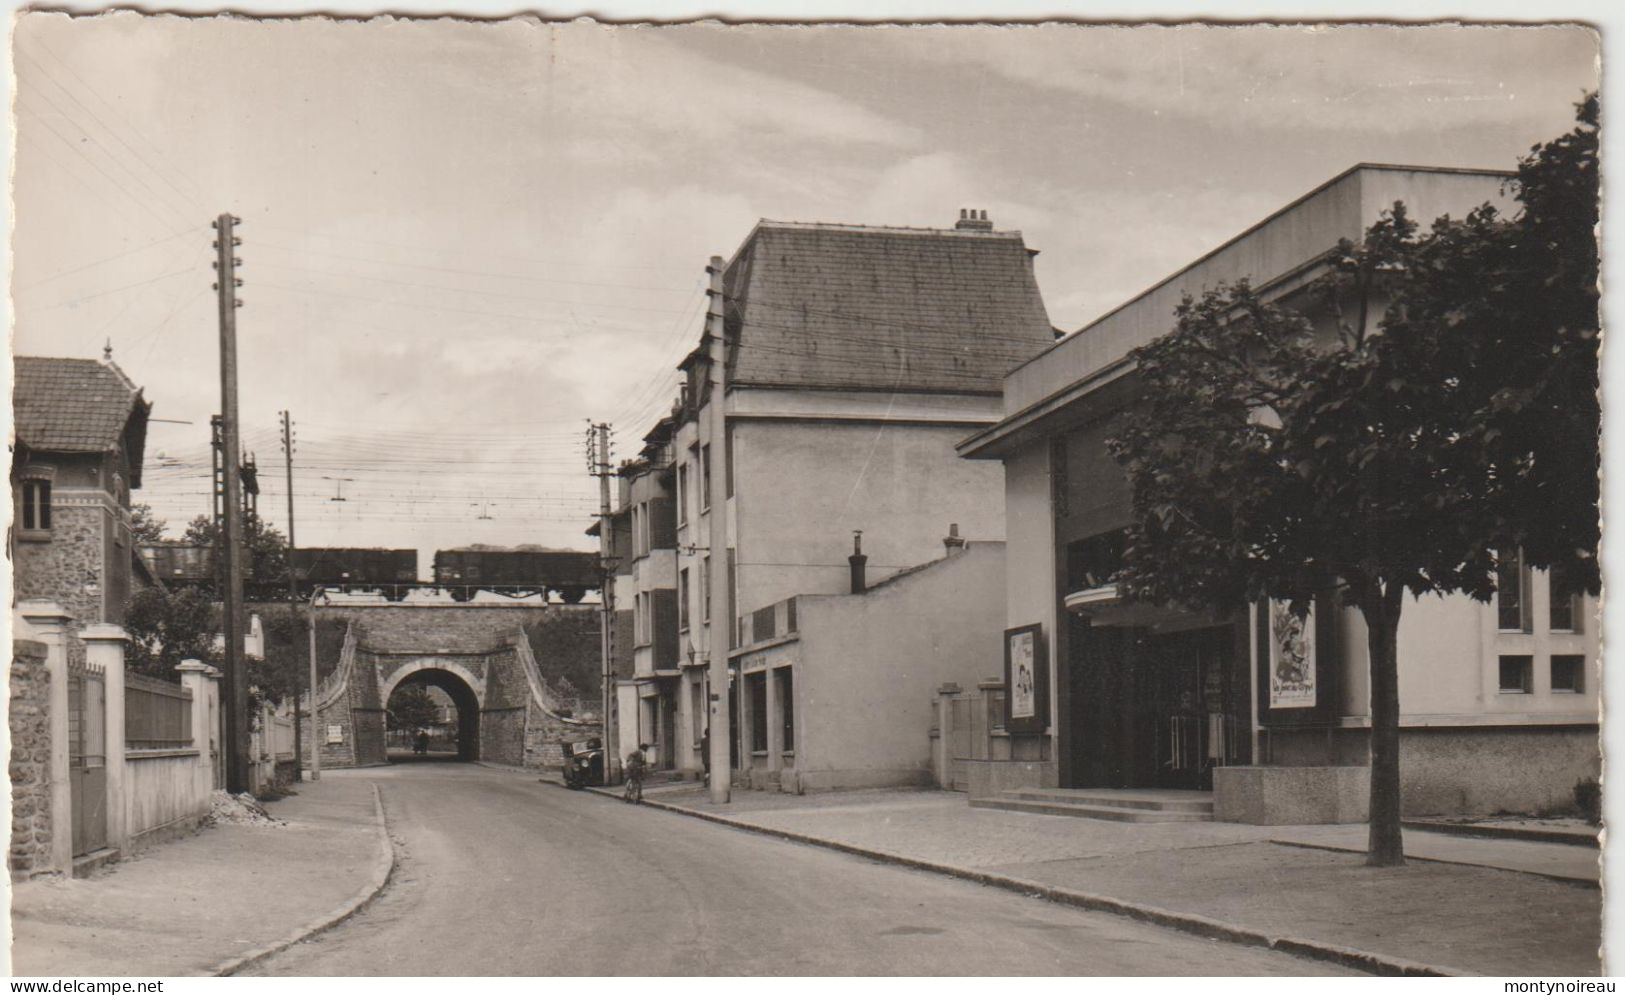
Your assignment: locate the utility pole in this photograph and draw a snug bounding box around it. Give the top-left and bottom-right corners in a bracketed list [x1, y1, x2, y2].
[705, 255, 731, 805]
[588, 421, 616, 785]
[214, 212, 249, 795]
[281, 411, 302, 780]
[307, 586, 322, 781]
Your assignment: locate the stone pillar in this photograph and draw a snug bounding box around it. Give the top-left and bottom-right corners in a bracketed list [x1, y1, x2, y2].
[764, 668, 783, 773]
[205, 667, 224, 790]
[176, 661, 212, 816]
[935, 683, 961, 790]
[81, 624, 128, 853]
[18, 601, 74, 874]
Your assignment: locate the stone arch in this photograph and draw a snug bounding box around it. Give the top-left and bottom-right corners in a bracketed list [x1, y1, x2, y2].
[383, 660, 484, 762]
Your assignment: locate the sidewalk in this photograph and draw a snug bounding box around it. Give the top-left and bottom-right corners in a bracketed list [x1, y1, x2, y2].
[621, 784, 1601, 977]
[9, 772, 391, 978]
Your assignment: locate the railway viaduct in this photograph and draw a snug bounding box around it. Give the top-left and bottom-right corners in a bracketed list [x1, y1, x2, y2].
[259, 603, 602, 769]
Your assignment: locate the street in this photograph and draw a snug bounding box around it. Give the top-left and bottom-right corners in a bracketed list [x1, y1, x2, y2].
[243, 765, 1351, 976]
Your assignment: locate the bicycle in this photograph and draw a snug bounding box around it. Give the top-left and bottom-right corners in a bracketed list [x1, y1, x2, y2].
[623, 756, 646, 803]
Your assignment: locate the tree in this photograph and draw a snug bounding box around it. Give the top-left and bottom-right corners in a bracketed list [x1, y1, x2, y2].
[1107, 100, 1598, 867]
[388, 683, 440, 732]
[129, 503, 169, 544]
[182, 513, 290, 590]
[125, 585, 219, 680]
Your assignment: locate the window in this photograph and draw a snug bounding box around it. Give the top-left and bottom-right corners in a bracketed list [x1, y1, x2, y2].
[20, 479, 51, 532]
[1549, 562, 1580, 632]
[676, 464, 689, 526]
[700, 445, 712, 511]
[1496, 552, 1530, 632]
[679, 568, 690, 631]
[725, 428, 735, 499]
[701, 556, 711, 622]
[1551, 655, 1585, 694]
[1498, 655, 1533, 694]
[778, 667, 794, 753]
[747, 672, 767, 753]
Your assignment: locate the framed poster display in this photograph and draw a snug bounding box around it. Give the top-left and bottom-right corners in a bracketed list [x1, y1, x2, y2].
[1003, 623, 1049, 735]
[1257, 595, 1339, 726]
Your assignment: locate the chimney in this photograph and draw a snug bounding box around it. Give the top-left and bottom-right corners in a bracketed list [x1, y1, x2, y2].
[954, 208, 994, 232]
[944, 523, 966, 556]
[848, 531, 868, 594]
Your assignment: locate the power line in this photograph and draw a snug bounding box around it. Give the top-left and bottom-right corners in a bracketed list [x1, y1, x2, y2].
[16, 226, 203, 292]
[15, 51, 202, 224]
[14, 99, 191, 236]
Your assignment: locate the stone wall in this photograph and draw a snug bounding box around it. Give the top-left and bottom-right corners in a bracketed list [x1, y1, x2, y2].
[309, 605, 604, 768]
[9, 639, 54, 880]
[15, 502, 107, 665]
[1267, 724, 1601, 816]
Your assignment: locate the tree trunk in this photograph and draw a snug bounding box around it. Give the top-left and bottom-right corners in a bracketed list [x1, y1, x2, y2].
[1363, 585, 1406, 866]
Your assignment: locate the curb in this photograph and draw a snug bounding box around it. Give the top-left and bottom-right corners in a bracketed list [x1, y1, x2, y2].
[1402, 819, 1600, 850]
[575, 783, 1468, 978]
[1270, 837, 1598, 889]
[210, 782, 398, 977]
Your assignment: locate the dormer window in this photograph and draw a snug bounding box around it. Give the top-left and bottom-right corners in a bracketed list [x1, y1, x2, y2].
[20, 479, 52, 533]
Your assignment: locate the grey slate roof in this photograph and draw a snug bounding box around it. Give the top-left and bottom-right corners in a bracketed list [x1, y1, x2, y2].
[13, 356, 148, 453]
[723, 221, 1054, 393]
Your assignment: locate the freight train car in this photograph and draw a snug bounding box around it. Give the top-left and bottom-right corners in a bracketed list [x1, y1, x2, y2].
[432, 547, 599, 603]
[140, 543, 218, 587]
[292, 548, 418, 601]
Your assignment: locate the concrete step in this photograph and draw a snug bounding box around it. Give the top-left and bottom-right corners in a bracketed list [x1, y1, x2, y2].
[72, 846, 121, 878]
[999, 788, 1214, 814]
[970, 797, 1213, 823]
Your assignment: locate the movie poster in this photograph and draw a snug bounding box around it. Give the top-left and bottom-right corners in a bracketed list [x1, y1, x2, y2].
[1268, 602, 1316, 708]
[1009, 629, 1036, 720]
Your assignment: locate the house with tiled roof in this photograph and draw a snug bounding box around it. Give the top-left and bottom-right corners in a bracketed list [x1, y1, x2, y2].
[12, 354, 153, 641]
[606, 210, 1055, 791]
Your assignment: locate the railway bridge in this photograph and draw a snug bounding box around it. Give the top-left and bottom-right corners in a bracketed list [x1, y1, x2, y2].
[294, 603, 601, 769]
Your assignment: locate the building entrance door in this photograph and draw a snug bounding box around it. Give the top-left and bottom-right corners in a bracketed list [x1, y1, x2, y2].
[1067, 620, 1244, 790]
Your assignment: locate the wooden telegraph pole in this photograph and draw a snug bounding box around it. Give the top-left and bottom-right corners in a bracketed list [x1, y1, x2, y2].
[590, 421, 615, 785]
[280, 410, 303, 780]
[214, 213, 250, 795]
[705, 256, 731, 804]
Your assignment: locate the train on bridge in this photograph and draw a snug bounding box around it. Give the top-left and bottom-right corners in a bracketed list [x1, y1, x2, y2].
[140, 543, 600, 603]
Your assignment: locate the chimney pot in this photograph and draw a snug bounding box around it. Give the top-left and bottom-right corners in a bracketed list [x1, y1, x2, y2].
[849, 530, 868, 594]
[944, 523, 967, 555]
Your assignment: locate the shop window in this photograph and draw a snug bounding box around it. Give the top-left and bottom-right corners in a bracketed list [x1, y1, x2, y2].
[1551, 655, 1585, 694]
[1496, 552, 1531, 632]
[748, 672, 767, 753]
[20, 479, 51, 532]
[1549, 562, 1580, 633]
[778, 668, 794, 752]
[1498, 655, 1533, 694]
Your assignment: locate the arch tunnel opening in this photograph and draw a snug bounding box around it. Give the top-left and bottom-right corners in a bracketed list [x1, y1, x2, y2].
[385, 668, 480, 763]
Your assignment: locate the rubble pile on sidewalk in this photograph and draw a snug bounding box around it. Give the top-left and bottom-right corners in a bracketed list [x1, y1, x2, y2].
[207, 790, 286, 827]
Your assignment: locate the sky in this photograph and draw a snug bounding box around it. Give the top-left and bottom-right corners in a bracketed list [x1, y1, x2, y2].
[8, 16, 1601, 575]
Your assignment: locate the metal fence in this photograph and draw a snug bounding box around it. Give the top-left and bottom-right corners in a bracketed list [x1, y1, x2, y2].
[126, 673, 193, 750]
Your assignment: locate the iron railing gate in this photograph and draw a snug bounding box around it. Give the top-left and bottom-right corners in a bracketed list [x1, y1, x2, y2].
[68, 659, 108, 856]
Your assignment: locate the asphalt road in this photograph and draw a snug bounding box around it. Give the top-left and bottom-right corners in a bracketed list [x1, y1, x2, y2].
[245, 764, 1352, 976]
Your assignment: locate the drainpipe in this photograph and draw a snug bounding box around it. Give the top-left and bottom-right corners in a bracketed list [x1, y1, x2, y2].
[849, 532, 868, 595]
